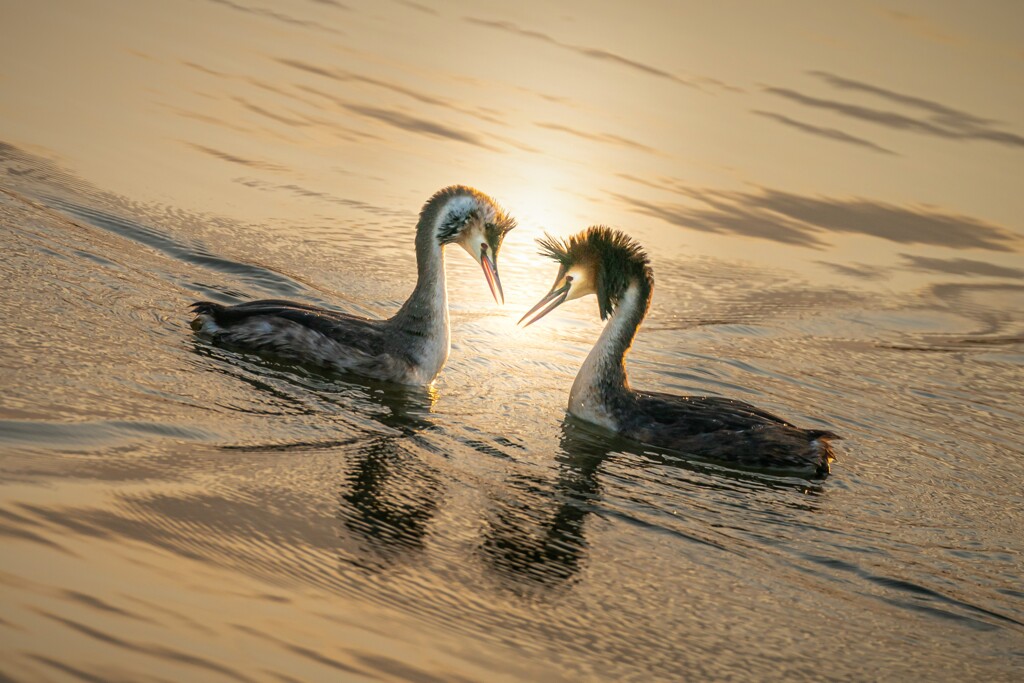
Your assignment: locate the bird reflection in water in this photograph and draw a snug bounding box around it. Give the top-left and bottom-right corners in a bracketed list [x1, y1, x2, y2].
[481, 419, 611, 589]
[190, 337, 447, 574]
[481, 417, 827, 591]
[337, 384, 445, 573]
[334, 389, 609, 587]
[191, 338, 823, 593]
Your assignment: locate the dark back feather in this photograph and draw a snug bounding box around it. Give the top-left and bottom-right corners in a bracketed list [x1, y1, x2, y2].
[192, 300, 383, 355]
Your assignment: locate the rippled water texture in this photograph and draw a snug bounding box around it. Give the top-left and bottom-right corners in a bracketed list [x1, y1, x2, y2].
[2, 1, 1023, 681]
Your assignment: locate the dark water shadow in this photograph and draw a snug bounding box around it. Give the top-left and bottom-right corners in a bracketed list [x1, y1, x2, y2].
[481, 417, 827, 592]
[335, 386, 446, 573]
[480, 421, 606, 590]
[2, 141, 333, 307]
[188, 339, 358, 419]
[190, 332, 446, 573]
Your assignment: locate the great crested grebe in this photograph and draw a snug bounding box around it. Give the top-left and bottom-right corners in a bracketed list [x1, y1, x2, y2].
[191, 185, 515, 386]
[520, 227, 838, 476]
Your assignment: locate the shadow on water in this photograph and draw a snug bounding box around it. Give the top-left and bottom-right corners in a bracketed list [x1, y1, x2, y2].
[2, 142, 333, 306]
[481, 417, 826, 592]
[336, 387, 446, 573]
[193, 332, 448, 572]
[189, 326, 831, 593]
[481, 421, 606, 589]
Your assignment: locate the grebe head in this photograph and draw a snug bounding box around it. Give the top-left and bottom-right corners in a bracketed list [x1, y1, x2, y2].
[422, 185, 516, 303]
[519, 226, 651, 326]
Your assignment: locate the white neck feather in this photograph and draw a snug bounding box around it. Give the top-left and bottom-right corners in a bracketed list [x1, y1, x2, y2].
[568, 282, 644, 429]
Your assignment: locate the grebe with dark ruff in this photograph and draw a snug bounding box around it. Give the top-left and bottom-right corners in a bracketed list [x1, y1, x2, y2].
[519, 227, 838, 476]
[192, 186, 515, 386]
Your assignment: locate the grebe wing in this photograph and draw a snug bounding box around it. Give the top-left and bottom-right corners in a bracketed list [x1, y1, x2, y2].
[631, 392, 795, 434]
[671, 395, 841, 439]
[191, 300, 384, 354]
[219, 299, 329, 313]
[626, 392, 838, 473]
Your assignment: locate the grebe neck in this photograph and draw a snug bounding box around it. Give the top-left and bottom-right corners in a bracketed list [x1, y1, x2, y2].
[389, 221, 450, 366]
[569, 277, 652, 416]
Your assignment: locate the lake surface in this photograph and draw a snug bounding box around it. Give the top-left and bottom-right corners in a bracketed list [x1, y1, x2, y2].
[2, 1, 1023, 681]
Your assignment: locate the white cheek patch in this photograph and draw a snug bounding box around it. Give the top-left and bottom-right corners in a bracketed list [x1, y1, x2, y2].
[565, 266, 596, 301]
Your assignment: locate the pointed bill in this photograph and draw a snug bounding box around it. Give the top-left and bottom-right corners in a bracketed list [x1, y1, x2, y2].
[518, 281, 571, 327]
[480, 253, 504, 304]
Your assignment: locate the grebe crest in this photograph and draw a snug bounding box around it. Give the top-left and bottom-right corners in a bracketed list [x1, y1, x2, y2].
[537, 226, 652, 320]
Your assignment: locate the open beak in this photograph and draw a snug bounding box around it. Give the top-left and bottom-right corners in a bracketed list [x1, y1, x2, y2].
[480, 251, 504, 304]
[518, 280, 571, 327]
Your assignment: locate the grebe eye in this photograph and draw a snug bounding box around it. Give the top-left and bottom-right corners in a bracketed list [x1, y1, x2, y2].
[565, 275, 574, 283]
[480, 242, 488, 252]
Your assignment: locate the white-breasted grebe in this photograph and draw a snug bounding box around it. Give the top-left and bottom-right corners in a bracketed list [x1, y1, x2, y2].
[519, 227, 838, 476]
[191, 185, 515, 386]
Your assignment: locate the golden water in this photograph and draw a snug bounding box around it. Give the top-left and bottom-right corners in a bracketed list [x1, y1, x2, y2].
[2, 1, 1022, 680]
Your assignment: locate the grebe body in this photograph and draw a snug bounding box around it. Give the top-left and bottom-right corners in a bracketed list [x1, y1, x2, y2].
[192, 186, 515, 385]
[521, 227, 838, 476]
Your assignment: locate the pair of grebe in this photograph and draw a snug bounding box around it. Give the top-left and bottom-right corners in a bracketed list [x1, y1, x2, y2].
[192, 186, 837, 475]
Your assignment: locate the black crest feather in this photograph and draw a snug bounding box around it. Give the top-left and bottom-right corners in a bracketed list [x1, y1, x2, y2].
[537, 226, 652, 319]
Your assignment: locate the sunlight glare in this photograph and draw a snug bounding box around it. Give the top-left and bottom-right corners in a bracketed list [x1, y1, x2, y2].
[489, 169, 585, 335]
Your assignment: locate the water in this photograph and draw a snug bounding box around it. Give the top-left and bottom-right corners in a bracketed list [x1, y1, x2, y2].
[2, 1, 1023, 680]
